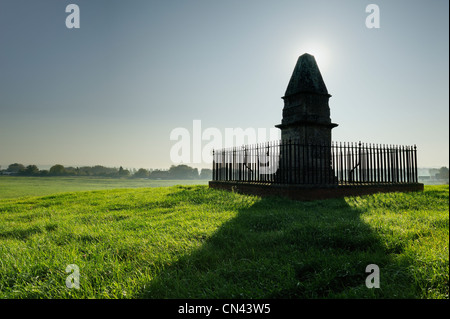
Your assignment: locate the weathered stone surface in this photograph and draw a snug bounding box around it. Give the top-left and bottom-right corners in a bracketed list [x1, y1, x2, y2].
[276, 53, 338, 145]
[284, 53, 329, 96]
[275, 53, 338, 184]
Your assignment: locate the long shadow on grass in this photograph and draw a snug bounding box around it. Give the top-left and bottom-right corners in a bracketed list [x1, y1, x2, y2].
[138, 189, 416, 299]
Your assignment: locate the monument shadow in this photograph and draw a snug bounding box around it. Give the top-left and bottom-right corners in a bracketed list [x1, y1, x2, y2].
[138, 188, 417, 299]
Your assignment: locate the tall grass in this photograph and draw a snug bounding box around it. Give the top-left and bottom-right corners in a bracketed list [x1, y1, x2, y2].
[0, 185, 448, 299]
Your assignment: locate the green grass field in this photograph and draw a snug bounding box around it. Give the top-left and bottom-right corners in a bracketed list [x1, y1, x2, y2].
[0, 177, 448, 299]
[0, 176, 209, 199]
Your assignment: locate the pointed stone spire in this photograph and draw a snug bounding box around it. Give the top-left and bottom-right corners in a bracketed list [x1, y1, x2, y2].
[284, 53, 329, 97]
[276, 52, 338, 144]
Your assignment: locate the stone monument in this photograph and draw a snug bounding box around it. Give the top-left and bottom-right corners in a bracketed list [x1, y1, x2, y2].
[275, 53, 338, 184]
[276, 53, 338, 144]
[209, 52, 423, 199]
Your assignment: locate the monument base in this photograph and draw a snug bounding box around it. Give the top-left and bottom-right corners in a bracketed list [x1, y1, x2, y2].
[208, 181, 424, 201]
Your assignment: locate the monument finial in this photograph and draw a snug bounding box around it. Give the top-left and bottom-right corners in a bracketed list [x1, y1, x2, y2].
[284, 53, 329, 97]
[276, 52, 337, 144]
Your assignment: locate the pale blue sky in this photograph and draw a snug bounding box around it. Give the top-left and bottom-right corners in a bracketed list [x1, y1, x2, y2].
[0, 0, 448, 170]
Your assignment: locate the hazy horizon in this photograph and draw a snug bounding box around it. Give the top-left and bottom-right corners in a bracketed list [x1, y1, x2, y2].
[1, 0, 448, 170]
[0, 164, 447, 176]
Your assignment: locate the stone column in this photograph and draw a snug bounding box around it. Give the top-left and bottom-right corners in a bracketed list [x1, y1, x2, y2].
[275, 53, 338, 184]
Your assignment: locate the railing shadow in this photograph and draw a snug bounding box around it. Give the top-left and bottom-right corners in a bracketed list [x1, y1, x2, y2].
[137, 189, 417, 299]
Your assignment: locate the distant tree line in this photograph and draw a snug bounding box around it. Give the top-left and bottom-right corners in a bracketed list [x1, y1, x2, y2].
[0, 163, 212, 180]
[428, 167, 449, 180]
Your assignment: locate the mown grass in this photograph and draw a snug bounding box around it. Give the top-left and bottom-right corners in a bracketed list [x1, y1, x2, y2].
[0, 176, 209, 199]
[0, 185, 448, 299]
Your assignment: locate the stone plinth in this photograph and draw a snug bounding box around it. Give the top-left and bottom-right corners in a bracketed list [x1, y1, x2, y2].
[209, 181, 424, 201]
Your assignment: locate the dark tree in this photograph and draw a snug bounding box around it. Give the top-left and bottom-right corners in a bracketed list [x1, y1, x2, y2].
[437, 167, 449, 179]
[199, 168, 212, 180]
[7, 163, 25, 173]
[149, 169, 170, 179]
[118, 166, 130, 177]
[49, 164, 66, 176]
[38, 170, 49, 176]
[134, 168, 149, 178]
[22, 165, 39, 176]
[168, 165, 199, 179]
